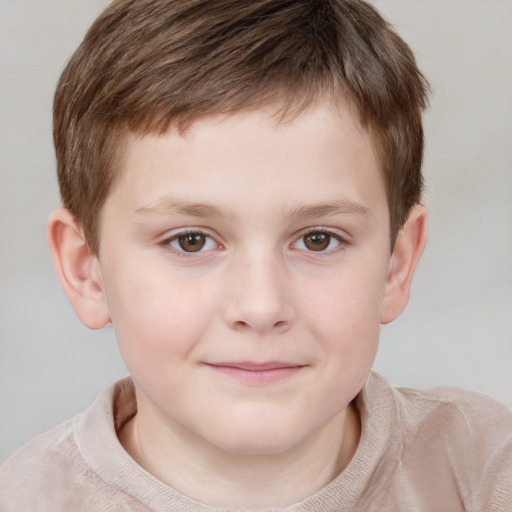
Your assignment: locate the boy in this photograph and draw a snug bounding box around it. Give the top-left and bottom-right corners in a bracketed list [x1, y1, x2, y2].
[0, 0, 510, 510]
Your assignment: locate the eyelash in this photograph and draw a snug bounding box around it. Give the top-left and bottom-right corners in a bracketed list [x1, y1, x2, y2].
[161, 229, 220, 257]
[291, 228, 346, 254]
[160, 227, 348, 256]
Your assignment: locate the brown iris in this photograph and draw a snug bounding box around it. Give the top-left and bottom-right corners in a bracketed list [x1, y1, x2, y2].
[177, 233, 207, 252]
[303, 232, 331, 251]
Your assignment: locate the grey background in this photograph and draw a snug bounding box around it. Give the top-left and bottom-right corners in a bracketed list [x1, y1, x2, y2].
[1, 0, 511, 464]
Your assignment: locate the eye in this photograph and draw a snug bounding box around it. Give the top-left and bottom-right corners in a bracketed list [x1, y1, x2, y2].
[167, 231, 219, 253]
[293, 230, 342, 252]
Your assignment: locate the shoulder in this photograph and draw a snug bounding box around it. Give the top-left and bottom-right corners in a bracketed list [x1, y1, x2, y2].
[0, 414, 93, 510]
[364, 373, 511, 468]
[390, 379, 512, 511]
[396, 382, 512, 447]
[0, 380, 147, 511]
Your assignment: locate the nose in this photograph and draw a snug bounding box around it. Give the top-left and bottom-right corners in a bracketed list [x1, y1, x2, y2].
[222, 253, 296, 335]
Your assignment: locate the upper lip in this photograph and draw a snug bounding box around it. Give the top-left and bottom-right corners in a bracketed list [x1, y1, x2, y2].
[206, 361, 305, 371]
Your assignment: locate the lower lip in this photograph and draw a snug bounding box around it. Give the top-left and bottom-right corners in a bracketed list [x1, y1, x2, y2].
[206, 365, 303, 384]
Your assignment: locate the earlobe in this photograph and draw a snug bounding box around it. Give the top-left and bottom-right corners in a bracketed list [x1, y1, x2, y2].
[46, 208, 111, 329]
[380, 205, 427, 324]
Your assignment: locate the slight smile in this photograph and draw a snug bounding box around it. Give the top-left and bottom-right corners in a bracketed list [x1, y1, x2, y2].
[204, 362, 306, 384]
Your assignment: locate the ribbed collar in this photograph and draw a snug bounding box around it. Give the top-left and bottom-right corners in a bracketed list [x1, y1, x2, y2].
[76, 372, 400, 511]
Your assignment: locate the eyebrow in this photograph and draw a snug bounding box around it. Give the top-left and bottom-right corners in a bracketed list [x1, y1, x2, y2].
[135, 198, 370, 219]
[136, 199, 225, 218]
[287, 200, 371, 219]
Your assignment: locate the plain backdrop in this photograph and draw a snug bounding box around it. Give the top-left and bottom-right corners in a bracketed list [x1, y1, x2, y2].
[0, 0, 511, 464]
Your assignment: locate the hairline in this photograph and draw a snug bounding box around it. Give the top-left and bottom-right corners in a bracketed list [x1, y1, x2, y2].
[89, 92, 401, 256]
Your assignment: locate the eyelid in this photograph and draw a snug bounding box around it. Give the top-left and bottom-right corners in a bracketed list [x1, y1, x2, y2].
[291, 227, 349, 252]
[160, 227, 223, 255]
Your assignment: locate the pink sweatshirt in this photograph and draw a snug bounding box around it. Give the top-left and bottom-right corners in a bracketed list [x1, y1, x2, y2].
[1, 372, 511, 511]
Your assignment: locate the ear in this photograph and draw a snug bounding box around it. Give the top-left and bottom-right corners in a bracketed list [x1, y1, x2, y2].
[380, 205, 427, 324]
[46, 208, 111, 329]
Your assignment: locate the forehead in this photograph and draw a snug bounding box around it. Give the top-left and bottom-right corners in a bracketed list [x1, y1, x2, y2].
[106, 100, 387, 224]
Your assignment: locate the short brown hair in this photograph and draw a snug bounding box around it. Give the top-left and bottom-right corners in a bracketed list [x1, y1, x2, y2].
[53, 0, 429, 254]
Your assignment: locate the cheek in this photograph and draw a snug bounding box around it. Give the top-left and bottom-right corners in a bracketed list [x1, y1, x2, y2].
[304, 262, 384, 333]
[301, 264, 385, 378]
[103, 265, 217, 383]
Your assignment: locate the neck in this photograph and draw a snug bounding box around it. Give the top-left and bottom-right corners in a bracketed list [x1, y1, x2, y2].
[119, 402, 360, 509]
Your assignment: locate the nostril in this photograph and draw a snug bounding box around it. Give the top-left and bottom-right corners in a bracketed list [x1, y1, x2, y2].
[233, 320, 251, 331]
[230, 319, 290, 333]
[273, 320, 290, 333]
[223, 297, 296, 334]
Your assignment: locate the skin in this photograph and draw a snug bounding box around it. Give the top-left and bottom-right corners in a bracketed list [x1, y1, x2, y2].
[47, 99, 426, 509]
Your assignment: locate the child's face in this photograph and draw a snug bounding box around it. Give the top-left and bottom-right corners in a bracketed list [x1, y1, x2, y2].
[96, 100, 394, 454]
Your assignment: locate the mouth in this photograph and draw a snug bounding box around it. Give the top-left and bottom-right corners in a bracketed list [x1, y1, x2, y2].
[204, 361, 306, 384]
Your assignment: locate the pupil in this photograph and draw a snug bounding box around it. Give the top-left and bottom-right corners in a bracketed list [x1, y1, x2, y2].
[178, 233, 206, 252]
[304, 232, 330, 251]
